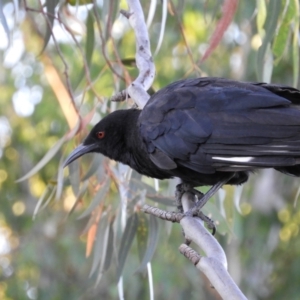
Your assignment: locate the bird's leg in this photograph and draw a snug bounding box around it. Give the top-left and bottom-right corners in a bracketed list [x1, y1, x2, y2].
[175, 184, 184, 213]
[177, 174, 234, 235]
[176, 183, 216, 237]
[186, 174, 235, 217]
[176, 183, 198, 244]
[175, 183, 198, 213]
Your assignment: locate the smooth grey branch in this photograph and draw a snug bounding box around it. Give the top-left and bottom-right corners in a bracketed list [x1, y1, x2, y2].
[180, 192, 247, 300]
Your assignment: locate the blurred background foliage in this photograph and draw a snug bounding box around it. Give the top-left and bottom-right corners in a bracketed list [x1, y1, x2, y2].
[0, 0, 300, 299]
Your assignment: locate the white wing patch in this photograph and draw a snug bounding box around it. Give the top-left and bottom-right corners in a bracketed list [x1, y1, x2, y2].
[212, 156, 254, 163]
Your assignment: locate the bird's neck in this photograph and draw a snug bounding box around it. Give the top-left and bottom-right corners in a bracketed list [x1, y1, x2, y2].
[104, 109, 144, 165]
[106, 109, 169, 178]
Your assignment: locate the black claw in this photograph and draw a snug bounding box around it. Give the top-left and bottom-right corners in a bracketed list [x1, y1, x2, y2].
[211, 226, 216, 236]
[196, 211, 216, 235]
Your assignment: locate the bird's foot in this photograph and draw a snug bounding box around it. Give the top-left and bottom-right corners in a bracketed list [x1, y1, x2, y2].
[176, 183, 203, 207]
[176, 183, 203, 212]
[186, 175, 234, 216]
[176, 183, 216, 235]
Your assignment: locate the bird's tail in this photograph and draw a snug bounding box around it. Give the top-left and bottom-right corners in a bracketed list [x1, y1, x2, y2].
[276, 165, 300, 177]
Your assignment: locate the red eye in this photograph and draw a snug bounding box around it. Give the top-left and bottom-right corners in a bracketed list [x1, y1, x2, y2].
[96, 131, 105, 139]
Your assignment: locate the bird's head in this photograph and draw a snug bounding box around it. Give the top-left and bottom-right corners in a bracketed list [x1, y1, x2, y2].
[63, 109, 140, 168]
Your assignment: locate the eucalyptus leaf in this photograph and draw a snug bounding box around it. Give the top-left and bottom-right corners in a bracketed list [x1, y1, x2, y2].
[73, 9, 95, 89]
[292, 0, 299, 88]
[16, 135, 66, 182]
[55, 156, 65, 201]
[147, 195, 176, 206]
[41, 0, 59, 52]
[68, 159, 80, 196]
[86, 11, 95, 67]
[95, 221, 111, 285]
[33, 185, 56, 219]
[136, 214, 159, 273]
[146, 0, 157, 28]
[81, 154, 103, 182]
[67, 180, 89, 217]
[68, 0, 93, 5]
[117, 213, 138, 280]
[129, 179, 175, 206]
[154, 0, 167, 55]
[203, 200, 232, 236]
[272, 0, 295, 63]
[136, 212, 149, 263]
[256, 0, 281, 81]
[256, 0, 266, 36]
[103, 219, 114, 272]
[78, 178, 110, 219]
[89, 214, 108, 277]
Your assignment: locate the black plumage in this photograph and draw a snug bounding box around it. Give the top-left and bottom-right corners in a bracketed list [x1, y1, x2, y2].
[64, 77, 300, 194]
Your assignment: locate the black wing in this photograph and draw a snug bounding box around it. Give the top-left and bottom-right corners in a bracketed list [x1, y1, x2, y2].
[139, 77, 300, 174]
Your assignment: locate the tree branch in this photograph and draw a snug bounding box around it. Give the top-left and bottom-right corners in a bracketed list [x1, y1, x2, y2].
[180, 192, 247, 300]
[111, 0, 155, 108]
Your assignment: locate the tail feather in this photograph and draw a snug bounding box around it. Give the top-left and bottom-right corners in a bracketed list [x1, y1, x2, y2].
[276, 165, 300, 177]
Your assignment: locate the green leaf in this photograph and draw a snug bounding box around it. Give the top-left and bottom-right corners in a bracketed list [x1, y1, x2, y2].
[78, 178, 110, 219]
[73, 9, 95, 89]
[66, 180, 89, 217]
[136, 212, 149, 263]
[86, 11, 95, 67]
[121, 58, 136, 67]
[68, 159, 80, 196]
[154, 0, 168, 56]
[146, 0, 158, 27]
[81, 154, 103, 181]
[129, 179, 175, 206]
[273, 0, 296, 63]
[16, 135, 66, 182]
[117, 213, 139, 280]
[256, 0, 281, 81]
[256, 0, 266, 35]
[95, 218, 114, 285]
[101, 0, 120, 42]
[41, 0, 59, 52]
[55, 156, 65, 201]
[103, 219, 114, 272]
[136, 214, 159, 273]
[33, 185, 56, 219]
[233, 185, 243, 214]
[68, 0, 93, 5]
[292, 0, 299, 88]
[203, 201, 232, 236]
[89, 214, 108, 277]
[147, 195, 176, 206]
[17, 122, 79, 182]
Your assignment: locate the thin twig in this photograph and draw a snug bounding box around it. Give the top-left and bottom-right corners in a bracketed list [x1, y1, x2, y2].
[92, 1, 126, 82]
[60, 12, 103, 103]
[24, 6, 58, 20]
[34, 0, 77, 113]
[169, 0, 203, 76]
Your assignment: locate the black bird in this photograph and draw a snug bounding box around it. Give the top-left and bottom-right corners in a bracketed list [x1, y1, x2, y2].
[64, 77, 300, 212]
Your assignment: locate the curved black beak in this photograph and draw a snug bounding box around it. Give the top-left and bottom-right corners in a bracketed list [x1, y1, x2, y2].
[63, 144, 98, 168]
